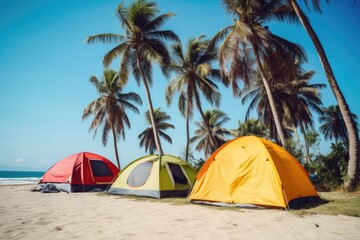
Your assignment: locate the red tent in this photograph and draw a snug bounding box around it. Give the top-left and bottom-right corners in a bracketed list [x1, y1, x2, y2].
[39, 152, 119, 192]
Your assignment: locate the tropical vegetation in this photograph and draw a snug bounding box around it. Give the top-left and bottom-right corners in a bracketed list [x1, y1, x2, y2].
[319, 105, 359, 143]
[166, 35, 223, 162]
[82, 69, 142, 169]
[138, 109, 174, 154]
[241, 68, 325, 163]
[191, 109, 231, 158]
[84, 0, 360, 191]
[231, 119, 268, 138]
[86, 0, 179, 155]
[283, 0, 360, 192]
[211, 0, 307, 146]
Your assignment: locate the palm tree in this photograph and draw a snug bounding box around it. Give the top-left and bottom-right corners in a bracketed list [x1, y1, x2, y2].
[191, 109, 231, 158]
[82, 69, 142, 169]
[138, 108, 174, 154]
[283, 0, 360, 191]
[166, 35, 224, 162]
[319, 105, 359, 144]
[86, 0, 179, 155]
[242, 68, 325, 162]
[231, 119, 268, 138]
[212, 0, 307, 146]
[305, 130, 321, 158]
[275, 69, 325, 163]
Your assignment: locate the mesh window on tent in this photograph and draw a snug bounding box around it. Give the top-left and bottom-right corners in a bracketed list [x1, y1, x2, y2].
[127, 161, 153, 187]
[90, 160, 113, 177]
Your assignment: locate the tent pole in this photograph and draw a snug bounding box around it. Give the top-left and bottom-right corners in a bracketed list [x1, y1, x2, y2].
[282, 187, 290, 211]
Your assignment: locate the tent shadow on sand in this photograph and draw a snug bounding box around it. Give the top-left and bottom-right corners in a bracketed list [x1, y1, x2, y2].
[288, 197, 329, 210]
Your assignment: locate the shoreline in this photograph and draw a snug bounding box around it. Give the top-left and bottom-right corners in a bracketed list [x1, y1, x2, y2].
[0, 180, 40, 186]
[1, 185, 360, 240]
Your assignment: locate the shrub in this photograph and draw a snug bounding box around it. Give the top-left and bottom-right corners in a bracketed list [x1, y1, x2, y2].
[307, 143, 349, 191]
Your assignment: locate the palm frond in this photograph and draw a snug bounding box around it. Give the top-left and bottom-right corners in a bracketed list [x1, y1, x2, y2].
[116, 2, 128, 27]
[86, 34, 125, 44]
[158, 131, 173, 144]
[144, 12, 176, 32]
[146, 30, 179, 42]
[103, 42, 129, 67]
[209, 25, 233, 50]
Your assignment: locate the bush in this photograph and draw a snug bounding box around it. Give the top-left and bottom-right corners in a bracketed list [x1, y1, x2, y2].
[190, 158, 206, 172]
[306, 143, 349, 191]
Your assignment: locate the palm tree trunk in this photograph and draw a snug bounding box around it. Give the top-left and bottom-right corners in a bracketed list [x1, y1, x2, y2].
[111, 124, 121, 169]
[290, 0, 360, 190]
[250, 40, 287, 146]
[192, 83, 218, 151]
[136, 50, 163, 155]
[185, 97, 190, 162]
[300, 123, 310, 164]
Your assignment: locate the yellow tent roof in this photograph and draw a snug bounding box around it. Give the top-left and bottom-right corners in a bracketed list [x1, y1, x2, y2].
[189, 136, 319, 208]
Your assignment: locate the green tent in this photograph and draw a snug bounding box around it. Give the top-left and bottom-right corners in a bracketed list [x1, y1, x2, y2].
[107, 154, 197, 198]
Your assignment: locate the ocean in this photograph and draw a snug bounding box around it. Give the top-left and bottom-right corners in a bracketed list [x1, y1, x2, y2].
[0, 171, 45, 185]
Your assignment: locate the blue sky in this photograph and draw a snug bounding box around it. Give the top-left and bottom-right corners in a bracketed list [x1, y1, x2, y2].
[0, 0, 359, 171]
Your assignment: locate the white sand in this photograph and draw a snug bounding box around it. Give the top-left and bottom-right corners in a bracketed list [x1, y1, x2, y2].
[1, 185, 359, 240]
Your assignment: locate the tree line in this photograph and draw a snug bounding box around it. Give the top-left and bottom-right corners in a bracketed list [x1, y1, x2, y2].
[82, 0, 359, 191]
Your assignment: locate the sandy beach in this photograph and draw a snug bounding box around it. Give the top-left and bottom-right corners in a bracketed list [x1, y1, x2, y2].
[1, 185, 359, 240]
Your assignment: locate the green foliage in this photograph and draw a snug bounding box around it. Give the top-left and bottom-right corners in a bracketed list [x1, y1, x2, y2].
[87, 0, 179, 154]
[191, 109, 231, 158]
[231, 119, 268, 138]
[306, 130, 321, 156]
[138, 108, 174, 154]
[180, 145, 205, 171]
[190, 158, 206, 172]
[319, 105, 359, 143]
[307, 143, 349, 190]
[82, 69, 142, 168]
[166, 35, 223, 161]
[284, 137, 305, 163]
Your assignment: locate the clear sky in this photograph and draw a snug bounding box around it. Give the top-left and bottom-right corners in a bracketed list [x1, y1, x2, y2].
[0, 0, 359, 171]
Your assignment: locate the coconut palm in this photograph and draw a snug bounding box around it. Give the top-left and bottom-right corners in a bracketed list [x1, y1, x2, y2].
[212, 0, 306, 146]
[275, 69, 325, 163]
[283, 0, 360, 191]
[82, 69, 142, 169]
[231, 119, 268, 138]
[166, 35, 224, 162]
[242, 68, 325, 159]
[289, 80, 324, 163]
[191, 109, 231, 158]
[319, 105, 359, 144]
[86, 0, 179, 155]
[138, 108, 174, 154]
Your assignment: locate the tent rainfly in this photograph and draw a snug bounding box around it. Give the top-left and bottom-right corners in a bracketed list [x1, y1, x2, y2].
[107, 154, 197, 198]
[39, 152, 119, 192]
[188, 136, 320, 208]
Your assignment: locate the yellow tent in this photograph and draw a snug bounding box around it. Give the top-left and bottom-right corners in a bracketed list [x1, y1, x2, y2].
[188, 136, 319, 208]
